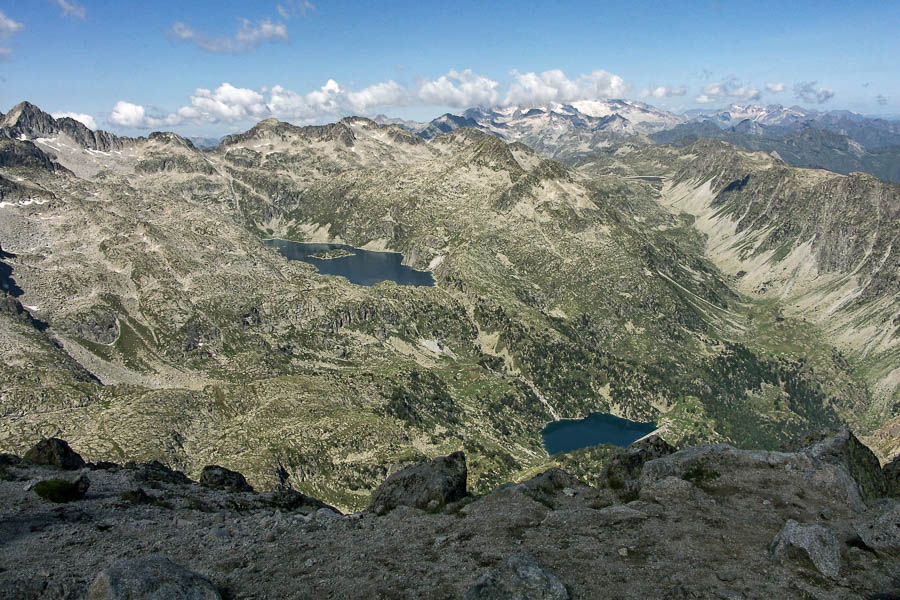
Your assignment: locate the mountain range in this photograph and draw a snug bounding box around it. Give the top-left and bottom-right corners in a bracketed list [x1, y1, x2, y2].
[372, 101, 900, 182]
[0, 100, 898, 513]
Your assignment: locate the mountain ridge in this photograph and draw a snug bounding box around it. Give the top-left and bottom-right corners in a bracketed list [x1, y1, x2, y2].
[0, 100, 896, 513]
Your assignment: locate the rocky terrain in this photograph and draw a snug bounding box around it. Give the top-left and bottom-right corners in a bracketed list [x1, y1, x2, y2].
[0, 101, 897, 514]
[1, 431, 898, 599]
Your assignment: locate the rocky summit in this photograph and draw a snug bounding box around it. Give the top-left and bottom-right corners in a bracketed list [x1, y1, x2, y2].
[0, 431, 898, 599]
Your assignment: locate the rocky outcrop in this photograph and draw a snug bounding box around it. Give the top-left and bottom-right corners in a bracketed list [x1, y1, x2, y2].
[852, 499, 900, 557]
[368, 450, 467, 514]
[127, 460, 193, 486]
[638, 441, 872, 511]
[200, 465, 254, 492]
[0, 137, 66, 172]
[804, 429, 888, 503]
[465, 553, 570, 600]
[599, 434, 674, 498]
[268, 489, 340, 515]
[87, 555, 221, 600]
[23, 438, 86, 470]
[770, 520, 841, 578]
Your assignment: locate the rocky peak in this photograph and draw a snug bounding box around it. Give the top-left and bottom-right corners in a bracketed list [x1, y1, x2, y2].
[1, 100, 125, 152]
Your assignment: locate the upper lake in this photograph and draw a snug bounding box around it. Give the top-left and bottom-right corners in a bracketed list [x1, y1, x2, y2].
[266, 239, 435, 287]
[542, 412, 657, 455]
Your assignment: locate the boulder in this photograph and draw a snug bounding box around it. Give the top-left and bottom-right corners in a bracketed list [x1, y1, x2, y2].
[34, 475, 90, 503]
[129, 460, 193, 486]
[465, 552, 570, 599]
[639, 442, 866, 511]
[87, 555, 221, 600]
[852, 499, 900, 557]
[521, 468, 583, 507]
[23, 438, 85, 470]
[804, 428, 887, 504]
[268, 489, 340, 515]
[599, 435, 674, 498]
[199, 465, 254, 492]
[770, 520, 841, 579]
[0, 453, 21, 466]
[369, 451, 467, 515]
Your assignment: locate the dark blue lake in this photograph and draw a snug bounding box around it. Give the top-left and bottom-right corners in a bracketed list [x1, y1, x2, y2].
[542, 413, 657, 455]
[266, 240, 435, 287]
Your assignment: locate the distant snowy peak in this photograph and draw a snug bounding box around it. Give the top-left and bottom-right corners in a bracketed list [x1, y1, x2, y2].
[417, 100, 685, 145]
[687, 104, 820, 128]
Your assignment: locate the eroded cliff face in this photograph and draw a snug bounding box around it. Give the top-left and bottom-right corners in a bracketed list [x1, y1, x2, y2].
[1, 431, 897, 599]
[0, 105, 895, 512]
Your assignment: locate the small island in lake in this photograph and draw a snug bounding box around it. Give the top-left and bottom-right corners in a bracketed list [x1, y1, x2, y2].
[310, 248, 356, 260]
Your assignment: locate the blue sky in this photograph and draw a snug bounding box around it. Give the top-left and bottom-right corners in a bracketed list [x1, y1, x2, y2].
[1, 0, 897, 135]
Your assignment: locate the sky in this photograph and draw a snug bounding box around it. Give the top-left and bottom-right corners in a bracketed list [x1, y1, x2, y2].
[0, 0, 898, 136]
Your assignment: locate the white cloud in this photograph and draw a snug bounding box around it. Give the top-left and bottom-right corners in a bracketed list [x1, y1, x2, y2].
[765, 82, 785, 93]
[794, 81, 834, 104]
[52, 111, 97, 130]
[0, 11, 24, 37]
[504, 69, 628, 106]
[170, 18, 288, 53]
[695, 80, 761, 103]
[178, 83, 269, 122]
[277, 0, 315, 19]
[53, 0, 85, 19]
[0, 10, 24, 56]
[108, 101, 182, 129]
[640, 85, 687, 98]
[417, 69, 500, 107]
[347, 80, 409, 113]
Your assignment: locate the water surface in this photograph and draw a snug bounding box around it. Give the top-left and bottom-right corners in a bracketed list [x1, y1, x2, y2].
[542, 412, 656, 455]
[266, 239, 435, 287]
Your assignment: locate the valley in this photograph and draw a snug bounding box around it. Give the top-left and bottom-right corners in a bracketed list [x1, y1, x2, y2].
[1, 101, 897, 511]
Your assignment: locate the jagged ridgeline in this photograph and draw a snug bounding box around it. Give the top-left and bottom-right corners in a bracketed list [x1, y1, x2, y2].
[0, 102, 897, 510]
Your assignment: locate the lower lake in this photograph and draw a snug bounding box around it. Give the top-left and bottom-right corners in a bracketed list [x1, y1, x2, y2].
[542, 412, 657, 455]
[266, 239, 435, 287]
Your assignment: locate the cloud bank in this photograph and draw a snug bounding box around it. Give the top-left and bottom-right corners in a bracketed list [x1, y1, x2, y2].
[505, 69, 628, 106]
[107, 68, 636, 129]
[105, 68, 845, 130]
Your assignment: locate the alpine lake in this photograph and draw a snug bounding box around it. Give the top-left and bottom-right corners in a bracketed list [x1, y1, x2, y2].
[266, 240, 436, 287]
[542, 413, 657, 455]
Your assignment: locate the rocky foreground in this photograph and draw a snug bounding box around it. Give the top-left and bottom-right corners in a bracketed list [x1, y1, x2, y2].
[1, 432, 898, 599]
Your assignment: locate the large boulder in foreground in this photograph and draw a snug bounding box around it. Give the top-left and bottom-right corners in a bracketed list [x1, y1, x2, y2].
[465, 552, 570, 599]
[369, 451, 467, 515]
[770, 520, 841, 579]
[599, 435, 674, 498]
[199, 465, 254, 492]
[803, 428, 887, 504]
[23, 438, 85, 470]
[87, 555, 221, 600]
